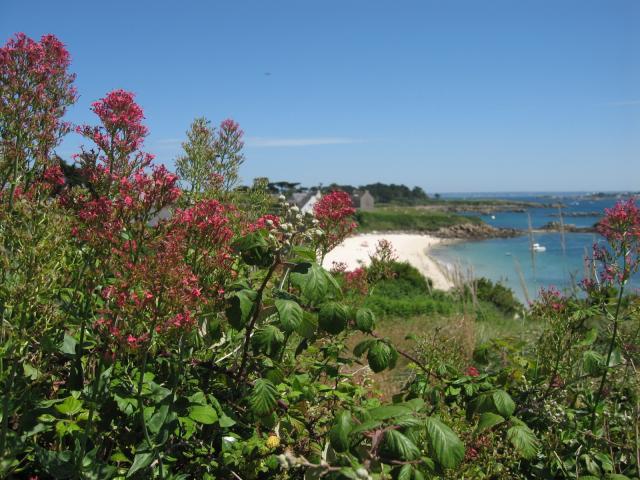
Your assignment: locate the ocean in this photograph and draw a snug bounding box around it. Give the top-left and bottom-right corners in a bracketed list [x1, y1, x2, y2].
[429, 192, 640, 302]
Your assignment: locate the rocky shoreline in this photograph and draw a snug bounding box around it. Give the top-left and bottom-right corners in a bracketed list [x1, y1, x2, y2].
[434, 223, 522, 239]
[536, 221, 598, 233]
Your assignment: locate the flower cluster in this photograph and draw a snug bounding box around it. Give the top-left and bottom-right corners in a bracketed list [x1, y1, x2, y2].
[344, 267, 369, 295]
[589, 198, 640, 286]
[1, 33, 77, 191]
[530, 286, 568, 316]
[313, 190, 356, 253]
[77, 90, 154, 181]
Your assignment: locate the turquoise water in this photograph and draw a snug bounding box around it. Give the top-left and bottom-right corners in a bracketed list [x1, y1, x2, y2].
[430, 193, 640, 302]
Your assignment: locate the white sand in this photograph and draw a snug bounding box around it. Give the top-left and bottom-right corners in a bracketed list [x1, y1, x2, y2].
[322, 233, 453, 291]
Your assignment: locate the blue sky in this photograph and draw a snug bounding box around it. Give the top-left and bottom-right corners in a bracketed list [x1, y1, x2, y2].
[2, 0, 638, 192]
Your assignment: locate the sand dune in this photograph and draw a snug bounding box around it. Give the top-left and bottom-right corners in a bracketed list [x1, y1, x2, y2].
[322, 233, 453, 291]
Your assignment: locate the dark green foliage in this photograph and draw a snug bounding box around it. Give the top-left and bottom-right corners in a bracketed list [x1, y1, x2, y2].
[474, 277, 523, 316]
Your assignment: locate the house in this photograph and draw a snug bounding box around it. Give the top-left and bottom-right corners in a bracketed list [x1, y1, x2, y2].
[351, 189, 375, 211]
[289, 190, 322, 214]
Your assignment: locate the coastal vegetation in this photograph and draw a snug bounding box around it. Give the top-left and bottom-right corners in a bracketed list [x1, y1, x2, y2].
[1, 32, 639, 480]
[355, 206, 482, 234]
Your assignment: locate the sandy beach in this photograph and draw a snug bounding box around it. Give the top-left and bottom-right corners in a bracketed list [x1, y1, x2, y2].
[322, 233, 454, 291]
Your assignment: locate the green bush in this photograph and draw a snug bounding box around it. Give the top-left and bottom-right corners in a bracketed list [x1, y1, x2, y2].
[474, 277, 523, 316]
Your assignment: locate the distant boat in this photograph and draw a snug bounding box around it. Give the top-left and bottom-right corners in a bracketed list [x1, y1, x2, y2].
[531, 243, 546, 252]
[490, 215, 496, 220]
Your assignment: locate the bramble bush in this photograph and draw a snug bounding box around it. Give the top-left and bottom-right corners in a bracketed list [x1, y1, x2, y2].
[0, 32, 639, 479]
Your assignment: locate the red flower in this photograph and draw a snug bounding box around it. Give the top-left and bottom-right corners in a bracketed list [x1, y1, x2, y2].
[465, 366, 479, 377]
[314, 191, 357, 253]
[1, 33, 77, 194]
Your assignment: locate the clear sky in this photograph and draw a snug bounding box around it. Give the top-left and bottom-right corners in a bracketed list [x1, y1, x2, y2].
[2, 0, 639, 193]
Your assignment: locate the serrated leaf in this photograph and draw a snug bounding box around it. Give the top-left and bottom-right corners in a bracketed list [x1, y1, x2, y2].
[350, 419, 383, 434]
[295, 312, 317, 339]
[397, 464, 413, 480]
[425, 417, 465, 469]
[233, 231, 274, 267]
[291, 263, 328, 304]
[476, 412, 505, 433]
[353, 339, 375, 358]
[492, 390, 516, 418]
[367, 341, 392, 373]
[275, 299, 303, 333]
[318, 302, 349, 334]
[251, 325, 285, 357]
[249, 379, 278, 416]
[226, 289, 257, 330]
[382, 429, 420, 461]
[355, 308, 376, 333]
[188, 405, 218, 425]
[506, 424, 539, 459]
[329, 411, 353, 452]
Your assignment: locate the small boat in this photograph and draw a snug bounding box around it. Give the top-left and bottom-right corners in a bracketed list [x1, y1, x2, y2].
[490, 215, 496, 220]
[531, 243, 546, 252]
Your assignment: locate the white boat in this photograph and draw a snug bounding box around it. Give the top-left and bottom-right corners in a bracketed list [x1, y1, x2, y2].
[490, 215, 496, 220]
[531, 243, 546, 252]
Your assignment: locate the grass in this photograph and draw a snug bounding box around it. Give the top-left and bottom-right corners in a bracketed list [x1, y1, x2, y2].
[355, 206, 482, 233]
[348, 311, 541, 400]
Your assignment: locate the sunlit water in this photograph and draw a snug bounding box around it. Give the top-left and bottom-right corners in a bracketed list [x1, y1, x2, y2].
[429, 192, 640, 302]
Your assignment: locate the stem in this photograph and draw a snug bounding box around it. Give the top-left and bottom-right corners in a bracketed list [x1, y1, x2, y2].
[590, 279, 626, 431]
[237, 260, 279, 382]
[0, 358, 18, 454]
[135, 332, 164, 479]
[77, 356, 104, 473]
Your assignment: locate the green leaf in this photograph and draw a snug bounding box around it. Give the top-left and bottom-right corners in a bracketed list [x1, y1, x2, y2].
[604, 475, 632, 480]
[188, 405, 218, 425]
[368, 404, 413, 421]
[295, 312, 318, 339]
[251, 325, 285, 357]
[291, 263, 328, 304]
[353, 339, 375, 358]
[318, 302, 349, 334]
[126, 450, 154, 477]
[381, 429, 420, 461]
[425, 416, 465, 469]
[329, 411, 353, 453]
[397, 464, 413, 480]
[476, 412, 505, 433]
[583, 350, 605, 375]
[147, 404, 169, 434]
[55, 396, 84, 416]
[233, 231, 274, 267]
[23, 363, 42, 380]
[367, 341, 392, 373]
[249, 379, 278, 416]
[60, 333, 78, 356]
[225, 289, 257, 330]
[275, 299, 303, 333]
[506, 424, 539, 459]
[355, 308, 376, 333]
[578, 328, 598, 346]
[491, 390, 516, 418]
[218, 414, 236, 428]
